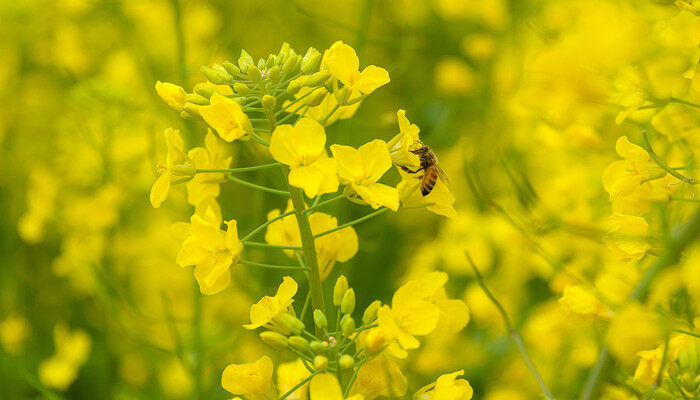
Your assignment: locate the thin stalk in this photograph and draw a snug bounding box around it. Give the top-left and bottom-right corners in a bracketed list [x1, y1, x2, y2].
[242, 242, 303, 251]
[466, 252, 554, 400]
[669, 196, 700, 202]
[344, 358, 366, 397]
[670, 96, 700, 109]
[279, 371, 320, 400]
[238, 259, 309, 271]
[313, 208, 389, 239]
[226, 174, 290, 196]
[277, 103, 308, 125]
[251, 133, 270, 147]
[642, 130, 696, 184]
[275, 89, 317, 116]
[304, 194, 346, 214]
[241, 209, 296, 242]
[674, 329, 700, 339]
[669, 374, 691, 400]
[192, 282, 203, 400]
[320, 103, 340, 125]
[196, 162, 279, 173]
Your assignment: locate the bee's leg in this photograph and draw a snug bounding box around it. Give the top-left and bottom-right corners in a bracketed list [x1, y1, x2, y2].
[400, 165, 424, 174]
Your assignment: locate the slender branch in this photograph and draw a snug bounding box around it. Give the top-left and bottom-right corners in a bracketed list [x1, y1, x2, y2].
[670, 96, 700, 109]
[466, 252, 554, 400]
[669, 374, 691, 400]
[196, 162, 279, 173]
[278, 371, 320, 400]
[674, 329, 700, 339]
[251, 132, 270, 147]
[669, 196, 700, 203]
[320, 103, 340, 125]
[238, 259, 310, 271]
[313, 208, 389, 239]
[642, 130, 696, 184]
[303, 194, 346, 214]
[242, 242, 303, 251]
[241, 209, 296, 242]
[344, 358, 366, 397]
[226, 174, 290, 196]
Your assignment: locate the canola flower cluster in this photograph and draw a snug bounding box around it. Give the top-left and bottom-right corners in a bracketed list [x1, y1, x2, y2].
[1, 1, 700, 399]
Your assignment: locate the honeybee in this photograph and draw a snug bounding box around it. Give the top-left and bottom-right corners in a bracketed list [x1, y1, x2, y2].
[400, 143, 450, 196]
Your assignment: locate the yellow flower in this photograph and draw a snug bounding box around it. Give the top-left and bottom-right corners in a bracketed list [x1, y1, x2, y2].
[199, 93, 253, 142]
[414, 370, 474, 400]
[348, 355, 407, 400]
[398, 168, 457, 218]
[331, 140, 399, 211]
[277, 359, 312, 400]
[387, 110, 422, 168]
[243, 276, 298, 333]
[175, 207, 243, 295]
[222, 356, 276, 400]
[310, 373, 364, 400]
[558, 285, 611, 324]
[416, 272, 470, 336]
[38, 323, 92, 391]
[603, 213, 650, 261]
[324, 41, 390, 96]
[270, 118, 339, 197]
[264, 202, 358, 280]
[606, 303, 663, 364]
[186, 131, 232, 207]
[150, 128, 194, 208]
[633, 335, 689, 386]
[434, 58, 475, 96]
[377, 280, 441, 350]
[0, 313, 30, 354]
[155, 81, 186, 112]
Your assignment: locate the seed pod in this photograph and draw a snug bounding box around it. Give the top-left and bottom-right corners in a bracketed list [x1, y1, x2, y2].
[313, 355, 329, 371]
[288, 336, 310, 353]
[341, 289, 355, 315]
[313, 309, 328, 330]
[333, 276, 349, 306]
[362, 300, 381, 324]
[301, 48, 322, 74]
[278, 314, 305, 335]
[260, 331, 288, 351]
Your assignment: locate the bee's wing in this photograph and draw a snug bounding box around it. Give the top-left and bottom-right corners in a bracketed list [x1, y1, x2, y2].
[435, 164, 453, 191]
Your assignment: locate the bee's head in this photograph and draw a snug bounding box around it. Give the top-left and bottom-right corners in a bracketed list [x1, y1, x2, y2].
[408, 141, 428, 155]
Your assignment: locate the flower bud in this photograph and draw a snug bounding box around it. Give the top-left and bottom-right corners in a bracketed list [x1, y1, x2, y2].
[247, 65, 262, 82]
[309, 340, 326, 354]
[339, 355, 354, 369]
[183, 103, 203, 120]
[200, 66, 231, 85]
[184, 93, 209, 106]
[288, 336, 310, 353]
[281, 55, 298, 79]
[362, 300, 381, 324]
[238, 49, 254, 71]
[179, 111, 196, 120]
[267, 65, 281, 83]
[341, 289, 355, 315]
[233, 83, 250, 95]
[194, 83, 217, 99]
[301, 48, 322, 74]
[306, 89, 327, 107]
[266, 54, 276, 69]
[333, 275, 349, 306]
[222, 61, 241, 77]
[278, 42, 291, 63]
[278, 314, 305, 335]
[313, 309, 328, 330]
[365, 328, 385, 353]
[260, 331, 288, 351]
[155, 81, 186, 112]
[307, 71, 331, 87]
[313, 355, 329, 371]
[286, 77, 307, 95]
[262, 95, 277, 115]
[335, 87, 350, 105]
[340, 315, 356, 337]
[257, 58, 266, 70]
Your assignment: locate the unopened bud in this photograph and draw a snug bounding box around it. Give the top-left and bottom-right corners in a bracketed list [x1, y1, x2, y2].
[200, 66, 231, 85]
[310, 340, 326, 354]
[247, 65, 262, 82]
[341, 315, 356, 337]
[278, 42, 291, 63]
[183, 103, 203, 120]
[333, 275, 349, 306]
[233, 83, 250, 95]
[339, 354, 354, 370]
[194, 83, 217, 99]
[257, 58, 266, 70]
[288, 336, 310, 352]
[362, 300, 381, 324]
[313, 355, 329, 371]
[301, 48, 322, 74]
[179, 110, 196, 120]
[365, 328, 385, 353]
[306, 89, 327, 107]
[313, 309, 328, 330]
[238, 49, 254, 71]
[287, 77, 307, 95]
[341, 289, 355, 315]
[260, 331, 288, 351]
[267, 65, 280, 82]
[185, 93, 209, 106]
[262, 95, 277, 114]
[278, 314, 305, 335]
[307, 71, 331, 87]
[266, 54, 276, 69]
[222, 61, 241, 77]
[281, 55, 298, 78]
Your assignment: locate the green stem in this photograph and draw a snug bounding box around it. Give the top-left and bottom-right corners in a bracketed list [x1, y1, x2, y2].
[278, 371, 320, 400]
[275, 88, 318, 116]
[674, 329, 700, 339]
[277, 103, 308, 125]
[226, 174, 290, 196]
[196, 163, 279, 173]
[320, 103, 340, 126]
[580, 207, 700, 400]
[241, 209, 296, 242]
[313, 208, 389, 239]
[344, 358, 366, 397]
[304, 194, 346, 214]
[466, 252, 554, 400]
[669, 374, 691, 400]
[669, 196, 700, 202]
[642, 130, 697, 184]
[251, 132, 270, 146]
[242, 242, 303, 251]
[670, 96, 700, 109]
[238, 259, 309, 271]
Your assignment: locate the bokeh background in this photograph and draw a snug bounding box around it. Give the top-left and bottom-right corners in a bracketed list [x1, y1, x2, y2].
[1, 0, 699, 399]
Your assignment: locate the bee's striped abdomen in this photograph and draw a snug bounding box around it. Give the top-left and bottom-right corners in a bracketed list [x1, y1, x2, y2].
[421, 166, 438, 196]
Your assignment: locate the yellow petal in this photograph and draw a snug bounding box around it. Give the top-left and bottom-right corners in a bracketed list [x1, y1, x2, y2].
[325, 42, 359, 88]
[270, 119, 327, 166]
[330, 144, 364, 182]
[200, 93, 253, 142]
[194, 254, 232, 295]
[352, 65, 390, 94]
[357, 140, 392, 182]
[224, 220, 244, 256]
[309, 373, 344, 400]
[155, 81, 186, 112]
[353, 182, 399, 211]
[150, 171, 172, 208]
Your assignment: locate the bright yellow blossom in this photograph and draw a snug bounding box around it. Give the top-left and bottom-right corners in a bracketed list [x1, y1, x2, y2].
[186, 131, 232, 207]
[150, 128, 194, 208]
[331, 140, 399, 211]
[603, 213, 651, 261]
[0, 314, 30, 354]
[175, 207, 243, 295]
[310, 373, 364, 400]
[606, 303, 663, 364]
[324, 41, 390, 96]
[269, 118, 339, 197]
[414, 370, 474, 400]
[244, 276, 298, 333]
[558, 285, 611, 324]
[38, 323, 92, 391]
[348, 355, 407, 400]
[199, 93, 253, 142]
[277, 359, 312, 400]
[633, 334, 689, 386]
[222, 356, 276, 400]
[155, 81, 186, 112]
